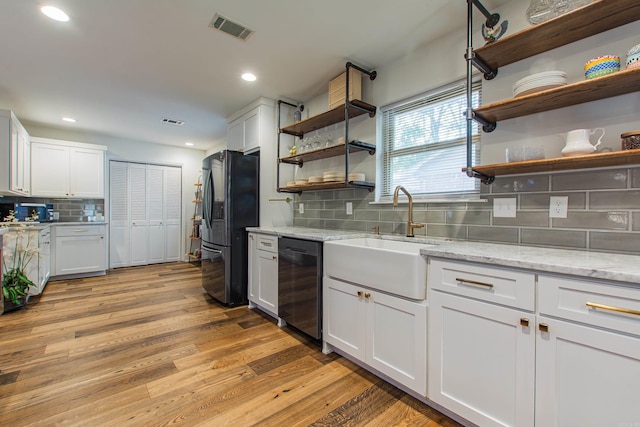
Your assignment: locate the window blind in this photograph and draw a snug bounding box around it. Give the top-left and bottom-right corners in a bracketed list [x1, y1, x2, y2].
[380, 79, 482, 199]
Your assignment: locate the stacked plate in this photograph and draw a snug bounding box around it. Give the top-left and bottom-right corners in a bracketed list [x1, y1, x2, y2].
[308, 176, 323, 183]
[513, 71, 567, 97]
[294, 178, 308, 186]
[285, 181, 296, 187]
[348, 172, 365, 182]
[323, 171, 346, 182]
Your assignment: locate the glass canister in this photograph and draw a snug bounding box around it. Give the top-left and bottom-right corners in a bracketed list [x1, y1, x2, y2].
[526, 0, 554, 24]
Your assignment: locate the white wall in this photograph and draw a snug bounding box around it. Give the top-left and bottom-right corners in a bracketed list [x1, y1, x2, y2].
[23, 122, 206, 261]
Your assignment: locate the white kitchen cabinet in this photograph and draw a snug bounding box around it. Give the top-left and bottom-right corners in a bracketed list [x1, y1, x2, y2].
[535, 275, 640, 427]
[30, 137, 106, 198]
[227, 98, 274, 154]
[427, 258, 536, 427]
[109, 161, 182, 268]
[53, 225, 106, 276]
[324, 276, 427, 396]
[36, 226, 51, 294]
[0, 109, 30, 195]
[248, 232, 279, 318]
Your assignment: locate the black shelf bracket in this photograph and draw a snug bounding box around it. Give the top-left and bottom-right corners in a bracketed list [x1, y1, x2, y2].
[465, 0, 500, 183]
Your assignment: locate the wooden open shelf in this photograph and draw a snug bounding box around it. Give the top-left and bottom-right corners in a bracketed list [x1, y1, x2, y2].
[474, 68, 640, 125]
[474, 0, 640, 71]
[280, 100, 376, 137]
[278, 180, 374, 193]
[464, 149, 640, 177]
[280, 140, 376, 165]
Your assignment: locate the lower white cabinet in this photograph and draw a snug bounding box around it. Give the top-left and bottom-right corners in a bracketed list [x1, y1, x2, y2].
[36, 226, 51, 293]
[248, 232, 278, 317]
[535, 275, 640, 427]
[53, 225, 106, 276]
[428, 290, 535, 427]
[324, 276, 427, 396]
[427, 258, 536, 427]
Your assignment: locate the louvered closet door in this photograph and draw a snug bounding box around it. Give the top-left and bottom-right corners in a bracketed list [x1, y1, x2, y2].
[129, 164, 148, 266]
[147, 165, 165, 264]
[164, 166, 182, 262]
[109, 161, 130, 268]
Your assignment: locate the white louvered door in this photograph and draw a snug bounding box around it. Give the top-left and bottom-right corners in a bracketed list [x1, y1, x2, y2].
[147, 165, 165, 263]
[109, 161, 130, 268]
[164, 166, 182, 262]
[109, 161, 182, 268]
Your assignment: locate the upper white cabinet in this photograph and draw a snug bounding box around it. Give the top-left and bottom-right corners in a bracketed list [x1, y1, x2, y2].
[30, 137, 106, 198]
[227, 98, 274, 153]
[0, 109, 30, 195]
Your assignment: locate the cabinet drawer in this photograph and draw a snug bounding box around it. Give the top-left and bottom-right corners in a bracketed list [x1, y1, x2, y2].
[538, 275, 640, 336]
[256, 234, 277, 254]
[55, 225, 105, 237]
[428, 258, 535, 311]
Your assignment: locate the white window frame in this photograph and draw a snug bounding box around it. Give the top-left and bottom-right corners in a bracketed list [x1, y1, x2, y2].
[376, 78, 482, 202]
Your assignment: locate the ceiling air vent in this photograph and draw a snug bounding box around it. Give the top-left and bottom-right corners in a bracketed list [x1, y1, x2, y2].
[161, 118, 185, 126]
[209, 13, 254, 41]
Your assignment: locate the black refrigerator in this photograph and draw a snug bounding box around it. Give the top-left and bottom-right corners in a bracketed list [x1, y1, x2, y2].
[201, 150, 259, 306]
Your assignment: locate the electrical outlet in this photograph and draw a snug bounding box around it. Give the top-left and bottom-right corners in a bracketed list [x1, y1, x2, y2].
[549, 196, 568, 218]
[493, 198, 517, 218]
[346, 202, 353, 215]
[299, 203, 304, 214]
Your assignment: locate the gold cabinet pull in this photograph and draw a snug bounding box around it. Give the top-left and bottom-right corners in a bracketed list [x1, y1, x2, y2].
[272, 256, 277, 261]
[364, 293, 371, 299]
[249, 234, 254, 240]
[456, 278, 494, 290]
[261, 241, 272, 247]
[586, 302, 640, 317]
[357, 291, 363, 298]
[520, 318, 529, 327]
[539, 323, 549, 333]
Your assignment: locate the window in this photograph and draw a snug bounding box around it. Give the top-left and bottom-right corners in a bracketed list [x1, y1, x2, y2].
[379, 79, 481, 200]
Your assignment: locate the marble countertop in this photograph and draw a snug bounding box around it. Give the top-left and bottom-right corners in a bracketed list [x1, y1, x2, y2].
[419, 240, 640, 285]
[248, 226, 640, 285]
[246, 226, 367, 242]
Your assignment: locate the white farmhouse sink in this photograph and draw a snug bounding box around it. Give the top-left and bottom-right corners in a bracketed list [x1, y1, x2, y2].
[324, 237, 435, 300]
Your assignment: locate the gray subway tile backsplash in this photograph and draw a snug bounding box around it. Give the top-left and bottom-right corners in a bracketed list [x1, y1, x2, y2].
[291, 165, 640, 255]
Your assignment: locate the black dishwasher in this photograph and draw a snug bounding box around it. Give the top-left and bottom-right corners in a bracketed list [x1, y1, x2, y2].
[278, 237, 323, 340]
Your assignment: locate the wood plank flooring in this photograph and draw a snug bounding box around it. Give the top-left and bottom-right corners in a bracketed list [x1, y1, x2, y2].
[0, 262, 462, 426]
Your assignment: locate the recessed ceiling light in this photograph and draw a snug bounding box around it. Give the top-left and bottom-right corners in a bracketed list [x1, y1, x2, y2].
[241, 73, 256, 82]
[41, 6, 70, 22]
[62, 117, 77, 123]
[185, 142, 194, 146]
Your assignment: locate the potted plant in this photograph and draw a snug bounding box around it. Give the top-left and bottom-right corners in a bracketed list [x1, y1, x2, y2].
[2, 216, 38, 312]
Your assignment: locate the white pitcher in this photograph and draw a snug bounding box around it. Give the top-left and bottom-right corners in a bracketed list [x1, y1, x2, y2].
[561, 128, 605, 157]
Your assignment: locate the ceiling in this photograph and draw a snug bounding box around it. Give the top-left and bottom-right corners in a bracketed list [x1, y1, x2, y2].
[0, 0, 510, 151]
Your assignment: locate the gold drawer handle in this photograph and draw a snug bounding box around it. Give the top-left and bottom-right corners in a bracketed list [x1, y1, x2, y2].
[520, 318, 529, 327]
[357, 291, 363, 298]
[364, 293, 371, 299]
[456, 278, 494, 290]
[586, 302, 640, 317]
[73, 229, 89, 232]
[538, 323, 549, 333]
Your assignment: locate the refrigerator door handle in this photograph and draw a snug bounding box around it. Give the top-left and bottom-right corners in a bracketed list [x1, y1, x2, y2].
[202, 246, 222, 254]
[203, 169, 215, 228]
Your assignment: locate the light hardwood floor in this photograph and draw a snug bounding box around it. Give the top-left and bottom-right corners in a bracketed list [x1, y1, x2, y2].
[0, 262, 462, 426]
